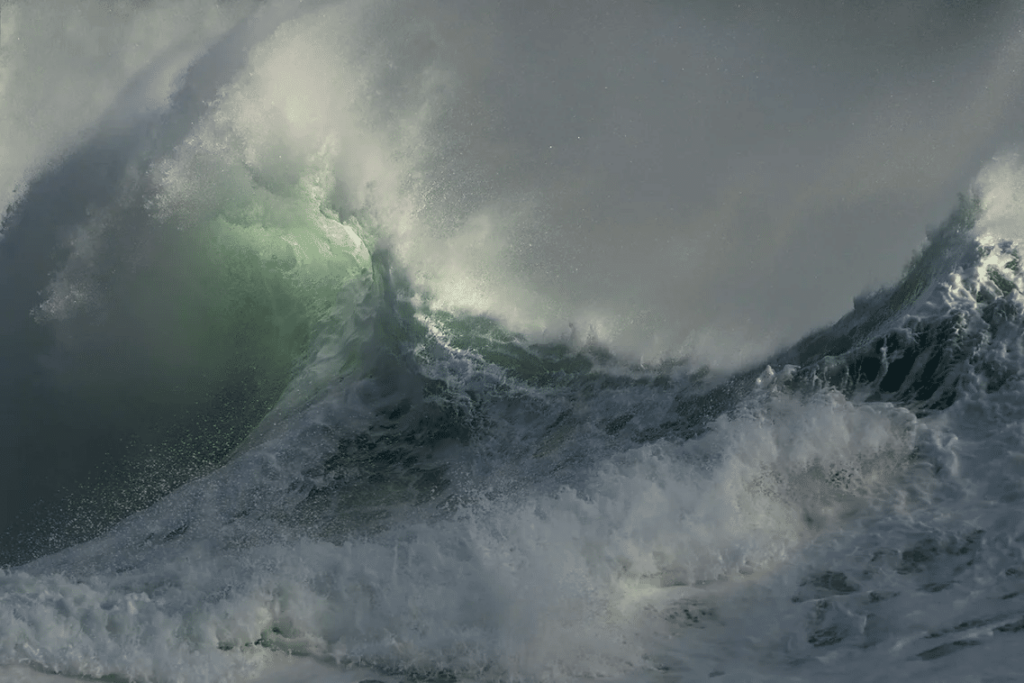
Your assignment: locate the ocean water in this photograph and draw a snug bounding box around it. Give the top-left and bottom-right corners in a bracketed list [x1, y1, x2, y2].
[3, 3, 1024, 682]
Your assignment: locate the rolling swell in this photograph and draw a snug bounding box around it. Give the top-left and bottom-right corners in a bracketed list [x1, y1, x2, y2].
[276, 189, 1024, 542]
[0, 173, 1004, 567]
[2, 183, 1022, 681]
[269, 193, 1008, 550]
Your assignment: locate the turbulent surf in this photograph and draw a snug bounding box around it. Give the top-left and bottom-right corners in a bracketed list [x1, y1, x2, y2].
[3, 2, 1024, 682]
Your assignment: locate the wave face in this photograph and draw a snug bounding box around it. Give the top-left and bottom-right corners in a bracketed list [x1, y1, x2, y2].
[4, 3, 1024, 682]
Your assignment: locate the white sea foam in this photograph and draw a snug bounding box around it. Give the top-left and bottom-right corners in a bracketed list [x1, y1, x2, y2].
[0, 378, 919, 683]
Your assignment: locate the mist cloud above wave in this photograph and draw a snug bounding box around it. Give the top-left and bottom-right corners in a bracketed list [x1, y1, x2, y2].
[393, 1, 1024, 364]
[2, 0, 1023, 368]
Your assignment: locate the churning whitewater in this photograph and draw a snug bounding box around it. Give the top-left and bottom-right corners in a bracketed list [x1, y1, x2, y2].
[3, 2, 1024, 682]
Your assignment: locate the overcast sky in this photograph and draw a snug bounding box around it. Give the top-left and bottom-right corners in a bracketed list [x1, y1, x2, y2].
[370, 0, 1024, 365]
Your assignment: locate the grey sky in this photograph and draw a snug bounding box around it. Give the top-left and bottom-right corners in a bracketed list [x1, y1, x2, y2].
[359, 0, 1024, 365]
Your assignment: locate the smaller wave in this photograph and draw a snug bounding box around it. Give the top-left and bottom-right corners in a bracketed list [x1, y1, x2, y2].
[756, 192, 1023, 414]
